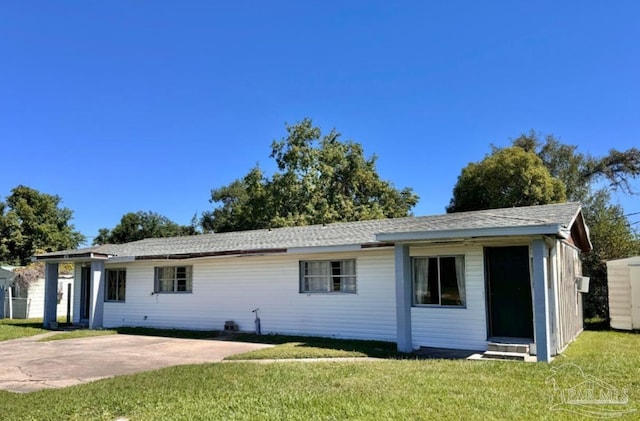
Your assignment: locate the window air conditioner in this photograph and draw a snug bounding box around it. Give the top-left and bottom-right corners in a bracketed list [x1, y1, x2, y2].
[575, 276, 590, 293]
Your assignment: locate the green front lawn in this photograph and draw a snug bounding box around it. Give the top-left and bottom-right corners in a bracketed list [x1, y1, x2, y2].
[0, 330, 638, 420]
[0, 318, 49, 341]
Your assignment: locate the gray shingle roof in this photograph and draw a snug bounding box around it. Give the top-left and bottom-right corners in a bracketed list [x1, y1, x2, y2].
[35, 202, 583, 260]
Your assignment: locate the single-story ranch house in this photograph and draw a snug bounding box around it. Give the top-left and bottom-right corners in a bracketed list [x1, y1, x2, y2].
[34, 202, 591, 362]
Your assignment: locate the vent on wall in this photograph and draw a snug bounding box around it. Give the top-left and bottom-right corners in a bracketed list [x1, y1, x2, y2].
[576, 276, 590, 293]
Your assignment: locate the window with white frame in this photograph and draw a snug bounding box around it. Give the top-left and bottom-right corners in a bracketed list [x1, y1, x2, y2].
[412, 256, 465, 306]
[154, 266, 193, 293]
[300, 260, 356, 293]
[105, 269, 126, 302]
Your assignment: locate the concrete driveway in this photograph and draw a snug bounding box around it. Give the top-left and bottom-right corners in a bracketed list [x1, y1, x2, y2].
[0, 332, 272, 393]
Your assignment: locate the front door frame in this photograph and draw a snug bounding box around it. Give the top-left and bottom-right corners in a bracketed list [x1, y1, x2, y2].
[485, 245, 534, 340]
[80, 266, 91, 322]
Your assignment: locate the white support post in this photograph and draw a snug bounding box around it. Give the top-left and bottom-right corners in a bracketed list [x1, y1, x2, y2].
[395, 244, 413, 352]
[89, 260, 105, 329]
[8, 286, 13, 319]
[548, 241, 559, 356]
[43, 262, 59, 328]
[532, 239, 551, 362]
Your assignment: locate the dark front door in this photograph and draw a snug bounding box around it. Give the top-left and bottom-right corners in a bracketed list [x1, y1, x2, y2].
[485, 246, 534, 339]
[80, 266, 91, 321]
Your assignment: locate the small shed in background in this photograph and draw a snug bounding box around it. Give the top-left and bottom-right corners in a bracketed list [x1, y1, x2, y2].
[0, 267, 74, 319]
[606, 256, 640, 330]
[0, 267, 16, 289]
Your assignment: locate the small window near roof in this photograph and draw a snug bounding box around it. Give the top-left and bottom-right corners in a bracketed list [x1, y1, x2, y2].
[300, 260, 356, 293]
[154, 266, 192, 293]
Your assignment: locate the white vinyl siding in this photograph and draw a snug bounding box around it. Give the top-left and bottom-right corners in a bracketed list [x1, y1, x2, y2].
[608, 263, 632, 330]
[607, 256, 640, 330]
[102, 250, 396, 342]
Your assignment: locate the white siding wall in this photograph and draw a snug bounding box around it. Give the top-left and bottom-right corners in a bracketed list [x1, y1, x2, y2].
[631, 265, 640, 329]
[409, 244, 487, 350]
[26, 276, 74, 319]
[26, 279, 45, 319]
[553, 241, 584, 353]
[103, 249, 397, 342]
[607, 260, 633, 330]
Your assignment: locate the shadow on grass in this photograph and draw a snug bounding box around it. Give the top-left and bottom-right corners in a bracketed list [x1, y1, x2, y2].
[110, 327, 404, 359]
[0, 317, 79, 330]
[114, 327, 220, 340]
[0, 319, 47, 329]
[20, 321, 475, 360]
[105, 327, 482, 360]
[229, 333, 405, 359]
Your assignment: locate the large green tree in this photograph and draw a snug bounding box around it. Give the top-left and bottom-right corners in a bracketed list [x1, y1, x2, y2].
[0, 185, 85, 265]
[201, 118, 419, 233]
[446, 147, 566, 212]
[448, 133, 640, 320]
[580, 190, 640, 317]
[93, 211, 198, 245]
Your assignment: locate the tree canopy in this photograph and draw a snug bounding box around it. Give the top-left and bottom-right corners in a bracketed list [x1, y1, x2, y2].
[0, 185, 85, 265]
[512, 131, 640, 201]
[446, 147, 566, 213]
[93, 211, 198, 245]
[201, 118, 419, 233]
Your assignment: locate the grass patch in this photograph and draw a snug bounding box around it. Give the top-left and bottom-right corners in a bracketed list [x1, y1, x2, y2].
[584, 316, 610, 330]
[226, 334, 399, 360]
[39, 329, 117, 341]
[0, 318, 49, 341]
[1, 330, 639, 420]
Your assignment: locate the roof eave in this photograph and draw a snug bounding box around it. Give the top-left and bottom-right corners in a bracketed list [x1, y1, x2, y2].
[31, 252, 112, 263]
[376, 224, 565, 243]
[132, 248, 289, 261]
[571, 210, 593, 252]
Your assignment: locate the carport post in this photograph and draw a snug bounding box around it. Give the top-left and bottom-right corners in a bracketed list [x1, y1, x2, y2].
[395, 244, 412, 352]
[532, 239, 551, 362]
[43, 262, 59, 328]
[89, 260, 105, 329]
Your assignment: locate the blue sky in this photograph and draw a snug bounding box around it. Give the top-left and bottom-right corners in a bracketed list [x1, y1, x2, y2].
[1, 1, 638, 244]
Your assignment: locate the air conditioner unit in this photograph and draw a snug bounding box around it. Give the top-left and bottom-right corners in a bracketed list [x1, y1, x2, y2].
[576, 276, 590, 293]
